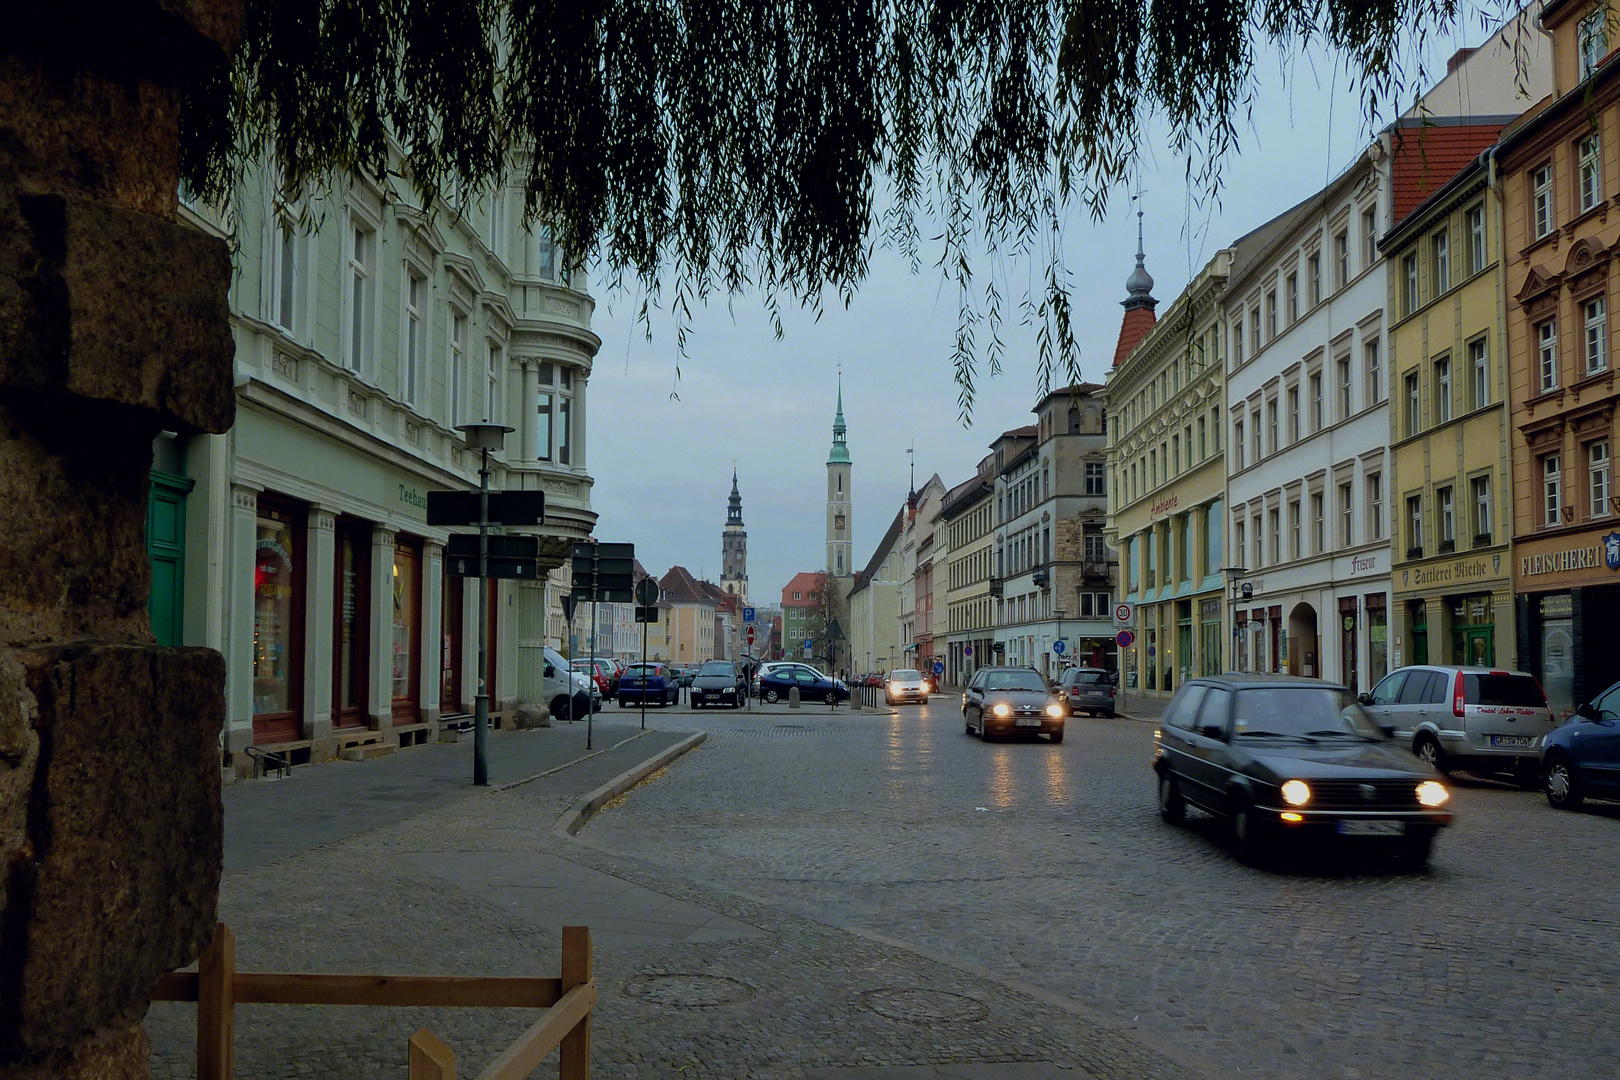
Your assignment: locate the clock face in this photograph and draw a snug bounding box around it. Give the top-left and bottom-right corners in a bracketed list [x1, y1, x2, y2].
[835, 514, 846, 530]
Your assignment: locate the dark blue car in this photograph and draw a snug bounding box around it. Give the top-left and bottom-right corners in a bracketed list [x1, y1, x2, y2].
[757, 665, 848, 705]
[1542, 679, 1620, 810]
[617, 662, 680, 707]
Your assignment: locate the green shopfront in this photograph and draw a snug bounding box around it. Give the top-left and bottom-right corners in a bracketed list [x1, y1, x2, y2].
[1393, 547, 1515, 677]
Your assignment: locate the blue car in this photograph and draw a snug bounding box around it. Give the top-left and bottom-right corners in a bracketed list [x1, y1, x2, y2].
[617, 662, 680, 707]
[1542, 679, 1620, 811]
[757, 665, 849, 705]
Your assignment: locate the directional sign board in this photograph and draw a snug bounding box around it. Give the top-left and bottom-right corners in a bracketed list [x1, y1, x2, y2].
[445, 534, 539, 561]
[933, 660, 944, 676]
[1053, 640, 1067, 655]
[427, 490, 545, 527]
[446, 554, 541, 580]
[571, 541, 635, 603]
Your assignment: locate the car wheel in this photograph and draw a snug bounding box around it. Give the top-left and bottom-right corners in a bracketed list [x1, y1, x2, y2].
[1228, 794, 1269, 864]
[964, 711, 973, 735]
[573, 693, 590, 718]
[1049, 727, 1064, 744]
[1397, 827, 1436, 868]
[765, 689, 780, 704]
[1544, 753, 1585, 811]
[1413, 733, 1448, 774]
[825, 690, 838, 706]
[616, 697, 627, 708]
[1158, 773, 1186, 825]
[551, 695, 572, 723]
[977, 711, 992, 741]
[1513, 758, 1541, 790]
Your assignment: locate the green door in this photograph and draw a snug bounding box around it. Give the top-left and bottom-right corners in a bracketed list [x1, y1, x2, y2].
[147, 470, 194, 647]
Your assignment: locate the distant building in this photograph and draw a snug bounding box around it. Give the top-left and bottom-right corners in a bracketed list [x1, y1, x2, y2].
[721, 469, 749, 604]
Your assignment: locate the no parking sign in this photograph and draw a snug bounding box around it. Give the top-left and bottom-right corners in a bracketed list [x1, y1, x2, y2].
[1116, 629, 1135, 648]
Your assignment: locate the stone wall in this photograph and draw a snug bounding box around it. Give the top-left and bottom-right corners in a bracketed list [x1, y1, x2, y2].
[2, 3, 239, 1076]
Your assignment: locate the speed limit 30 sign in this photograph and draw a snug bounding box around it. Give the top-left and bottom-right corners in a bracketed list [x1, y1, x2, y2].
[1113, 602, 1135, 626]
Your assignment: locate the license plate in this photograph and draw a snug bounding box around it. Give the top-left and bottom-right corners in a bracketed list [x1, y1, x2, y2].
[1490, 735, 1533, 748]
[1014, 717, 1042, 727]
[1338, 820, 1405, 836]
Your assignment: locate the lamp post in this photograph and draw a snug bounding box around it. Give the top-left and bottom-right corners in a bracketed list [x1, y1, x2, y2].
[457, 421, 513, 786]
[1221, 566, 1251, 673]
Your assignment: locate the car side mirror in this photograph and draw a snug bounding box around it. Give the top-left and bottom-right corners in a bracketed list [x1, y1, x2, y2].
[1576, 701, 1599, 720]
[1200, 724, 1224, 739]
[544, 663, 554, 677]
[1357, 692, 1373, 705]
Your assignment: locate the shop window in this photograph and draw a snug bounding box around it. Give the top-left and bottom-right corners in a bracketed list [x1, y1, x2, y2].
[253, 498, 305, 742]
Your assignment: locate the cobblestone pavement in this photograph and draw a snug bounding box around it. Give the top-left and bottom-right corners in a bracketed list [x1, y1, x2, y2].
[143, 710, 1218, 1080]
[576, 700, 1620, 1080]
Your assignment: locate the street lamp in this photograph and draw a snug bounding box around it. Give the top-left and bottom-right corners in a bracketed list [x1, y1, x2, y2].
[1221, 566, 1251, 673]
[457, 421, 513, 787]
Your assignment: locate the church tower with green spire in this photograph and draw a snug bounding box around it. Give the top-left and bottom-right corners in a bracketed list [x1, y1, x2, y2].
[826, 378, 853, 580]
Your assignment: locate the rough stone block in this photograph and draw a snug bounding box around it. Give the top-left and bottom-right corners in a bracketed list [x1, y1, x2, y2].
[2, 643, 224, 1061]
[7, 1025, 150, 1080]
[9, 194, 235, 435]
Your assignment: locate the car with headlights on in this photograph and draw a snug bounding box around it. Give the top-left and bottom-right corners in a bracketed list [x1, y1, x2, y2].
[1540, 678, 1620, 811]
[962, 666, 1067, 742]
[884, 668, 930, 705]
[1154, 674, 1453, 866]
[691, 659, 747, 709]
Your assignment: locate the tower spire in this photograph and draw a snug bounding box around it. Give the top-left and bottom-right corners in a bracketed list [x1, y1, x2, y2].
[1112, 193, 1158, 367]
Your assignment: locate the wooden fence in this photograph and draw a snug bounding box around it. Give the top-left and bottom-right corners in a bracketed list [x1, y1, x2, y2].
[150, 923, 595, 1080]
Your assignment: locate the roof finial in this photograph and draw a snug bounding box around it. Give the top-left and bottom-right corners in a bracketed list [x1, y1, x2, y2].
[1124, 186, 1155, 306]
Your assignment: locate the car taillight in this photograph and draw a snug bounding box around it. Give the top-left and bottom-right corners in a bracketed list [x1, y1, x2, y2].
[1453, 671, 1466, 718]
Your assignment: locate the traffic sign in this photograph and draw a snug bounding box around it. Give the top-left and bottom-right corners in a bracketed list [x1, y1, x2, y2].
[571, 541, 636, 603]
[445, 533, 539, 561]
[1116, 629, 1135, 648]
[743, 607, 756, 623]
[446, 554, 541, 580]
[933, 660, 944, 676]
[427, 490, 545, 527]
[1113, 602, 1135, 626]
[1053, 639, 1067, 655]
[747, 626, 756, 644]
[635, 578, 661, 605]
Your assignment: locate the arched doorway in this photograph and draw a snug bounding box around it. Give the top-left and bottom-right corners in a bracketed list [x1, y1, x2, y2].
[1288, 603, 1319, 678]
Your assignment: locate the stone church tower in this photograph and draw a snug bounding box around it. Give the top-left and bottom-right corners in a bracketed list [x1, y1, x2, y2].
[721, 469, 748, 603]
[826, 379, 853, 580]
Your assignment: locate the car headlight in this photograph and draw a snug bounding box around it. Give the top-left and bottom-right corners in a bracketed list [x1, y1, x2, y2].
[1046, 704, 1065, 718]
[992, 703, 1011, 717]
[1280, 779, 1311, 806]
[1416, 780, 1450, 807]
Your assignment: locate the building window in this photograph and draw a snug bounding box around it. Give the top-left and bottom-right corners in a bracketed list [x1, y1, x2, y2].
[1407, 494, 1424, 556]
[267, 211, 304, 338]
[1585, 296, 1608, 374]
[486, 342, 504, 425]
[1266, 290, 1277, 340]
[1335, 230, 1350, 289]
[1287, 386, 1299, 443]
[1085, 461, 1105, 495]
[402, 269, 426, 408]
[1312, 491, 1325, 553]
[1580, 133, 1604, 213]
[1232, 319, 1244, 365]
[1543, 452, 1562, 526]
[1405, 371, 1421, 436]
[1235, 519, 1246, 572]
[1286, 274, 1299, 324]
[1337, 356, 1352, 419]
[1472, 475, 1492, 541]
[1470, 338, 1489, 409]
[1250, 306, 1261, 353]
[1582, 9, 1609, 76]
[1289, 499, 1301, 557]
[1269, 506, 1281, 563]
[1198, 416, 1207, 459]
[1267, 399, 1279, 453]
[1364, 339, 1382, 403]
[1437, 485, 1455, 550]
[344, 220, 375, 377]
[1435, 355, 1452, 423]
[1466, 203, 1486, 275]
[1251, 408, 1261, 462]
[1432, 228, 1449, 294]
[1367, 473, 1383, 541]
[1308, 252, 1322, 306]
[1362, 206, 1378, 267]
[1538, 318, 1559, 392]
[1339, 482, 1353, 546]
[448, 311, 467, 426]
[1310, 371, 1323, 431]
[1532, 163, 1555, 239]
[1591, 439, 1612, 518]
[1403, 253, 1420, 314]
[1251, 513, 1262, 570]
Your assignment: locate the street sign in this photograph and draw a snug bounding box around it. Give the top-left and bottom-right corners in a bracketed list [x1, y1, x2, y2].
[635, 578, 661, 605]
[446, 554, 541, 580]
[445, 533, 539, 561]
[964, 645, 972, 656]
[1116, 629, 1135, 648]
[743, 607, 756, 623]
[747, 626, 756, 644]
[933, 660, 944, 676]
[427, 490, 545, 527]
[1113, 602, 1135, 626]
[562, 594, 578, 624]
[826, 618, 844, 642]
[571, 541, 636, 603]
[635, 605, 659, 623]
[1053, 640, 1067, 655]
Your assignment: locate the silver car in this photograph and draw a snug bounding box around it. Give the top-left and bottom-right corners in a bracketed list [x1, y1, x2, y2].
[884, 668, 930, 705]
[1358, 665, 1555, 787]
[1056, 667, 1117, 717]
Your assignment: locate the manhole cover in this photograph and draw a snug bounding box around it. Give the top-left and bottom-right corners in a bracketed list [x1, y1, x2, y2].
[858, 988, 989, 1023]
[624, 974, 754, 1007]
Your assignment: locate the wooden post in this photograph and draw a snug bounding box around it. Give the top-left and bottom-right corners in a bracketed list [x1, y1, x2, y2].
[196, 923, 235, 1080]
[558, 927, 591, 1080]
[409, 1028, 457, 1080]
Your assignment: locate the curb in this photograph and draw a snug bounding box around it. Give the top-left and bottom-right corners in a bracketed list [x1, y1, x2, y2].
[550, 731, 708, 838]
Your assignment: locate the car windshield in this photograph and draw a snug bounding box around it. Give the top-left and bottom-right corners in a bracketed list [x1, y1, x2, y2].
[1070, 670, 1106, 686]
[985, 670, 1049, 693]
[1463, 673, 1546, 707]
[892, 669, 920, 680]
[1231, 687, 1384, 740]
[697, 661, 734, 676]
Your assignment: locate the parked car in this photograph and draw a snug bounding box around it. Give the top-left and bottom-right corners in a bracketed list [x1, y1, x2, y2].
[1155, 674, 1453, 866]
[691, 659, 747, 709]
[752, 660, 806, 697]
[617, 662, 681, 707]
[571, 658, 614, 699]
[541, 646, 594, 722]
[1541, 678, 1620, 811]
[758, 664, 848, 705]
[961, 666, 1066, 742]
[1357, 665, 1556, 788]
[884, 668, 930, 705]
[1056, 667, 1117, 717]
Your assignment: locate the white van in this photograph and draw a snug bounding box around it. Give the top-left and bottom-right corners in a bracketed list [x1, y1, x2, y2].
[542, 646, 594, 722]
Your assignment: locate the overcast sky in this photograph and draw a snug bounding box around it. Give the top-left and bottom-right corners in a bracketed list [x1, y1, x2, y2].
[583, 8, 1520, 606]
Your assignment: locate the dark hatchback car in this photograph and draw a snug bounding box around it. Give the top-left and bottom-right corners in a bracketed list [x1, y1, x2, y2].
[962, 666, 1066, 742]
[1153, 674, 1453, 866]
[691, 659, 747, 709]
[1541, 678, 1620, 811]
[617, 663, 680, 707]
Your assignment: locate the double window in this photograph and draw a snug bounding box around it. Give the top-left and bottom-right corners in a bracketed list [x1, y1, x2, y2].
[401, 269, 426, 408]
[1432, 228, 1450, 294]
[1406, 495, 1424, 556]
[1437, 485, 1455, 550]
[344, 220, 376, 377]
[1466, 203, 1486, 275]
[1581, 9, 1609, 78]
[1538, 319, 1560, 392]
[1585, 296, 1608, 375]
[1591, 440, 1612, 519]
[535, 362, 572, 464]
[1543, 452, 1563, 526]
[1579, 133, 1604, 213]
[1472, 476, 1493, 542]
[1470, 338, 1490, 409]
[1435, 355, 1452, 423]
[1532, 163, 1555, 240]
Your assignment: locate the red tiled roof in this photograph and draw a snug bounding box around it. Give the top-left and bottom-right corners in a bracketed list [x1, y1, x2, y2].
[781, 571, 827, 608]
[1389, 123, 1504, 223]
[1113, 307, 1157, 367]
